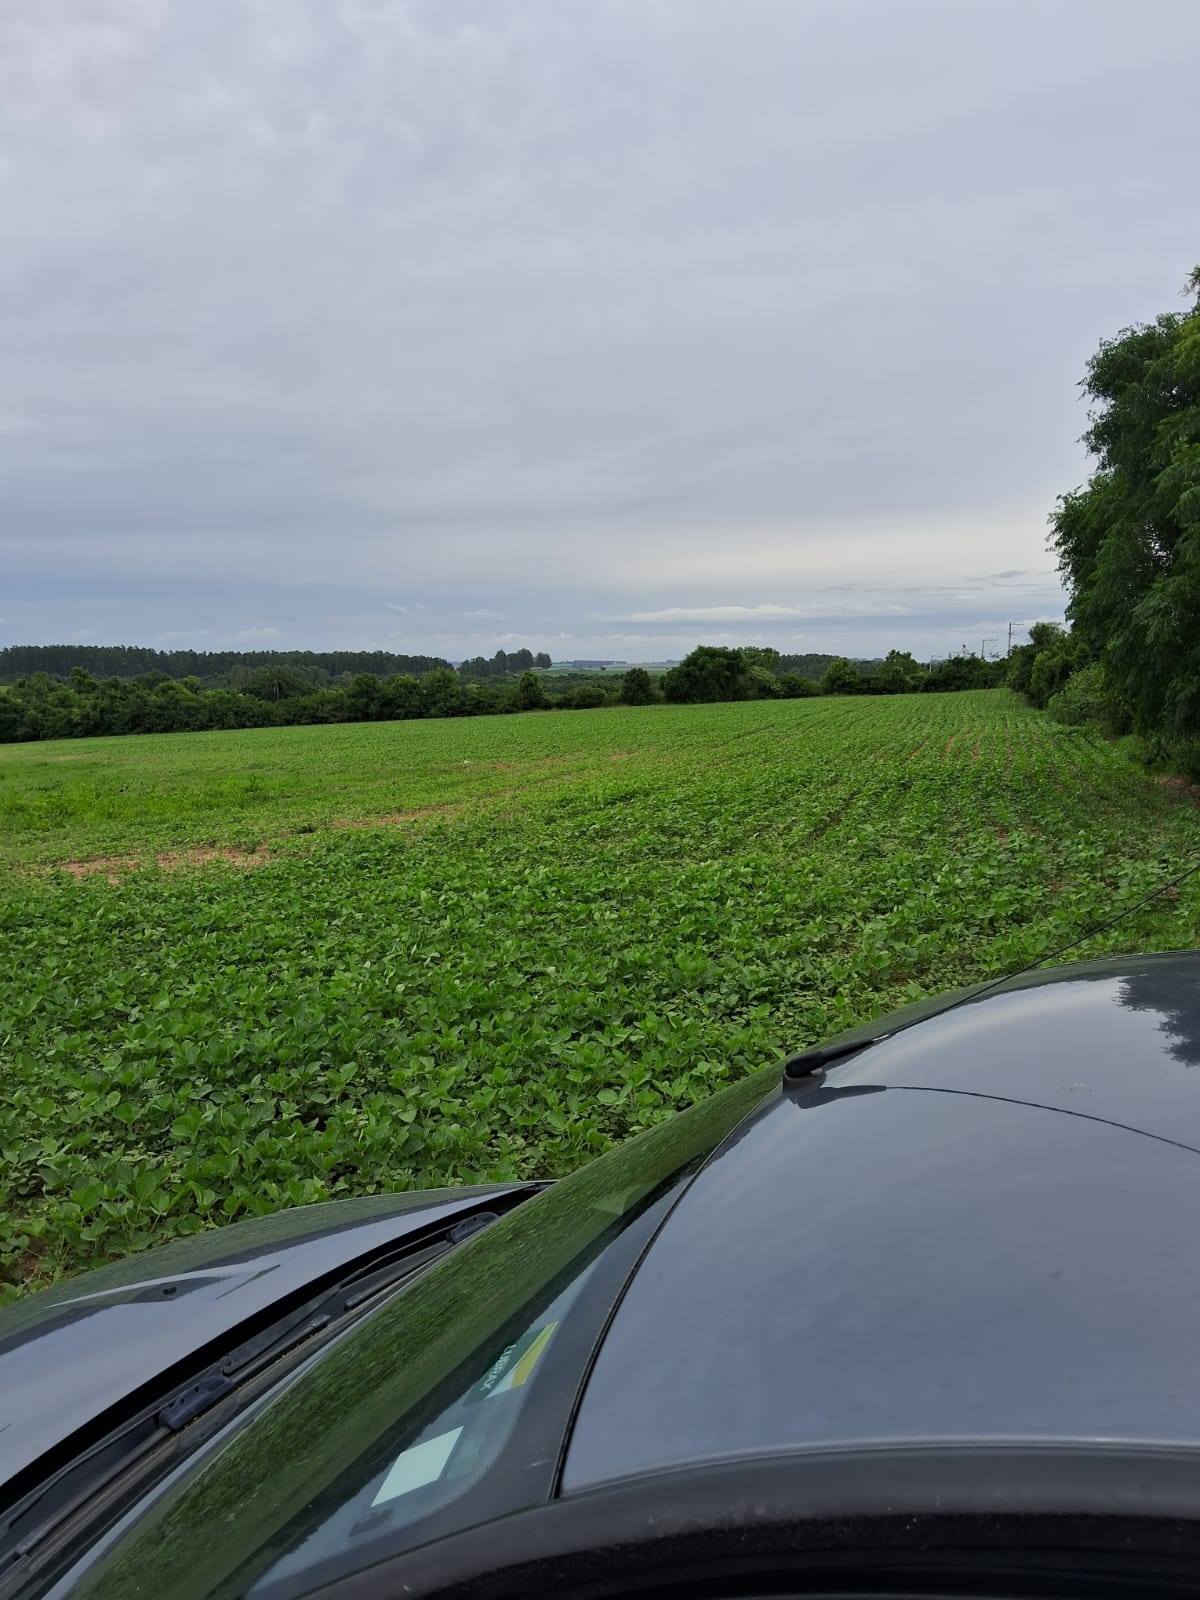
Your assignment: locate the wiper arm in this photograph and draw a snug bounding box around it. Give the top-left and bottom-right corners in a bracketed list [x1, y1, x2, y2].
[158, 1237, 450, 1434]
[0, 1201, 524, 1594]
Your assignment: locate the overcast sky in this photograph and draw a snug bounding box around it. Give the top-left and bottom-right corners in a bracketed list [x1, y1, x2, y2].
[3, 1, 1197, 664]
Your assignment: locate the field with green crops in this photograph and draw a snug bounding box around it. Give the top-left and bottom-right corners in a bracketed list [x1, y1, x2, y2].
[3, 688, 1200, 1300]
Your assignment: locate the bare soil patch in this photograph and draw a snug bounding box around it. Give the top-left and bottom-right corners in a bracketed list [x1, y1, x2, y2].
[57, 856, 141, 884]
[1152, 775, 1200, 803]
[329, 803, 464, 830]
[54, 845, 270, 882]
[155, 847, 270, 870]
[44, 805, 471, 881]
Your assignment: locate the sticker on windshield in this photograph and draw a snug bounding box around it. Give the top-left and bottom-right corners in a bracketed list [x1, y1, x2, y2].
[371, 1426, 463, 1507]
[467, 1320, 559, 1404]
[491, 1321, 557, 1392]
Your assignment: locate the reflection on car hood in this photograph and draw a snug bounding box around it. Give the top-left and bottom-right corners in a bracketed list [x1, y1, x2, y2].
[564, 952, 1200, 1490]
[0, 1186, 521, 1491]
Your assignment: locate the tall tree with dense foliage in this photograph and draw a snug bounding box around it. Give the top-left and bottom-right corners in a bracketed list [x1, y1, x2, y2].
[1007, 623, 1087, 709]
[619, 667, 655, 705]
[1049, 269, 1200, 750]
[514, 670, 547, 710]
[662, 647, 748, 704]
[821, 658, 860, 695]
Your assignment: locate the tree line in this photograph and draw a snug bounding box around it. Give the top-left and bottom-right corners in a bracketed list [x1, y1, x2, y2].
[0, 645, 1007, 744]
[457, 648, 551, 678]
[1012, 269, 1200, 774]
[660, 645, 1004, 702]
[0, 644, 459, 687]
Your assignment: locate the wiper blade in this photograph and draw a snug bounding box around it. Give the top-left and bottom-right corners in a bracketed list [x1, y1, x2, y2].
[157, 1237, 450, 1435]
[0, 1201, 527, 1592]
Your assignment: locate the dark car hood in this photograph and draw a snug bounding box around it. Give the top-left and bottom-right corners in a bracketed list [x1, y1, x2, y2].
[564, 952, 1200, 1489]
[0, 1184, 525, 1492]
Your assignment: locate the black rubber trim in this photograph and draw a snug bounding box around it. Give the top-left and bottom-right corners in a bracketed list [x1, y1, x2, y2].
[299, 1446, 1200, 1599]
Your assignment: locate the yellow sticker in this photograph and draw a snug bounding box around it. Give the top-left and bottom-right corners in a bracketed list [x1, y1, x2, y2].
[495, 1321, 557, 1392]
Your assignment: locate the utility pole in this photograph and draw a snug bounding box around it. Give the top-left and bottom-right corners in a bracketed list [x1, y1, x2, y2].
[982, 636, 998, 660]
[1007, 621, 1021, 657]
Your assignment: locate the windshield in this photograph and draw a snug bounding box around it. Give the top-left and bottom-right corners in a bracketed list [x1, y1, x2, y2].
[248, 1265, 597, 1598]
[56, 1066, 775, 1600]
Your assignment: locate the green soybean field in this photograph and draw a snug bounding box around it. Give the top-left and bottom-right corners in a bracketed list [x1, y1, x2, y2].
[3, 688, 1199, 1299]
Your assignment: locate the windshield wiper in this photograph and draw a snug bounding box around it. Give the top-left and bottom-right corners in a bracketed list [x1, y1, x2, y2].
[158, 1237, 450, 1434]
[0, 1202, 525, 1597]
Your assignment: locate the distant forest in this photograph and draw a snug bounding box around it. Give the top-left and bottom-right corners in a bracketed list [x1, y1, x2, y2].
[0, 644, 455, 687]
[1, 643, 872, 689]
[778, 653, 882, 679]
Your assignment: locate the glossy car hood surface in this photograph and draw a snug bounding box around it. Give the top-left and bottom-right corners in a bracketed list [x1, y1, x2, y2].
[0, 1185, 521, 1489]
[564, 952, 1200, 1489]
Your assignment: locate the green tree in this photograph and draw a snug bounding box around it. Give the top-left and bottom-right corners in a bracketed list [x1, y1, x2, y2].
[0, 692, 27, 742]
[619, 667, 655, 706]
[421, 668, 467, 718]
[820, 658, 860, 695]
[662, 646, 746, 704]
[1007, 622, 1070, 702]
[778, 673, 820, 698]
[377, 675, 423, 720]
[514, 670, 547, 710]
[1049, 268, 1200, 745]
[739, 646, 781, 675]
[923, 653, 1000, 694]
[878, 650, 925, 692]
[557, 682, 609, 709]
[346, 673, 383, 718]
[1028, 632, 1089, 709]
[241, 666, 317, 703]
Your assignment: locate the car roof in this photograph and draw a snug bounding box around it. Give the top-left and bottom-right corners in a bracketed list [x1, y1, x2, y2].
[563, 951, 1200, 1491]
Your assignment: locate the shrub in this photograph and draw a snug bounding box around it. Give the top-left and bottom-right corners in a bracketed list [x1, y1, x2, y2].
[779, 674, 820, 698]
[557, 683, 610, 710]
[1045, 663, 1128, 734]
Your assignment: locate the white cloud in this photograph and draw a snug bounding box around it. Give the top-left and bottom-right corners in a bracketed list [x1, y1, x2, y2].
[616, 602, 903, 624]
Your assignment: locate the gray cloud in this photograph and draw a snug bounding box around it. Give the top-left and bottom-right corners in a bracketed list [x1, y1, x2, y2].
[3, 0, 1198, 662]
